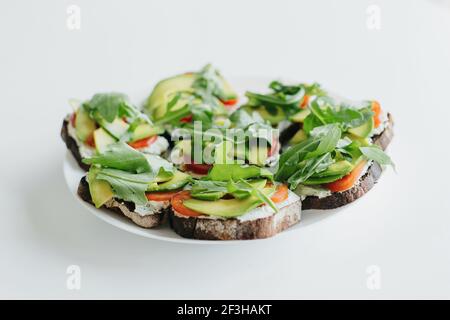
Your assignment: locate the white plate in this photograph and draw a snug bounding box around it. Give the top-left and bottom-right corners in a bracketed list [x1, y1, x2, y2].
[62, 77, 336, 244]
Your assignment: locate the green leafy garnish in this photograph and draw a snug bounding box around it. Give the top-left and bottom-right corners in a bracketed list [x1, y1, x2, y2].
[360, 146, 396, 170]
[83, 142, 150, 173]
[95, 169, 156, 205]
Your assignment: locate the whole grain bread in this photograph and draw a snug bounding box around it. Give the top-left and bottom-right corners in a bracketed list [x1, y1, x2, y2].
[61, 119, 91, 171]
[169, 199, 301, 240]
[301, 113, 394, 210]
[77, 177, 166, 228]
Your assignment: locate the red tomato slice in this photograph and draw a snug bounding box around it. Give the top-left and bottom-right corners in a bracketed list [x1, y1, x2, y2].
[128, 135, 158, 149]
[299, 95, 310, 109]
[171, 191, 202, 217]
[185, 163, 212, 175]
[180, 115, 193, 123]
[221, 98, 238, 106]
[372, 100, 382, 128]
[146, 191, 179, 202]
[271, 184, 289, 203]
[326, 161, 367, 192]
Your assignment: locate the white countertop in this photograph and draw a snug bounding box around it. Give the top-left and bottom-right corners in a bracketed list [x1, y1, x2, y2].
[1, 0, 449, 299]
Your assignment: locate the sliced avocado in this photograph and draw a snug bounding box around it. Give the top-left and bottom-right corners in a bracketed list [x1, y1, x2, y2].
[348, 118, 374, 138]
[183, 186, 274, 218]
[345, 134, 371, 147]
[88, 171, 114, 208]
[244, 105, 286, 126]
[93, 128, 116, 154]
[145, 73, 196, 120]
[75, 108, 97, 142]
[290, 109, 311, 123]
[289, 129, 307, 145]
[313, 160, 354, 178]
[247, 145, 268, 166]
[131, 123, 163, 142]
[98, 118, 129, 139]
[303, 174, 346, 185]
[147, 170, 190, 192]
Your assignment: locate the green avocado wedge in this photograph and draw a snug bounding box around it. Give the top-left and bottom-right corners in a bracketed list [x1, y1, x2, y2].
[87, 170, 114, 208]
[183, 186, 275, 218]
[145, 73, 196, 120]
[75, 107, 97, 142]
[348, 117, 374, 138]
[147, 170, 190, 192]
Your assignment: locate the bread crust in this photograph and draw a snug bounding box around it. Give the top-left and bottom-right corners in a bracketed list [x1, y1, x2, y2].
[169, 200, 301, 240]
[77, 177, 166, 228]
[61, 119, 91, 171]
[301, 113, 394, 210]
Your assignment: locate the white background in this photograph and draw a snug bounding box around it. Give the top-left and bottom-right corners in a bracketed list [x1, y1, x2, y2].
[1, 0, 450, 299]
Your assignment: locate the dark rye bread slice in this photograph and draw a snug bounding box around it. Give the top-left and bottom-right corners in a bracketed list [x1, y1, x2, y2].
[169, 200, 301, 240]
[61, 119, 91, 171]
[301, 113, 394, 210]
[77, 177, 167, 228]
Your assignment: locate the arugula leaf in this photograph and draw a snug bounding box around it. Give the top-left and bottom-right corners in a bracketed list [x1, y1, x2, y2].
[360, 146, 396, 170]
[287, 153, 334, 190]
[83, 142, 150, 173]
[275, 138, 320, 181]
[85, 93, 128, 123]
[190, 180, 228, 201]
[306, 100, 373, 133]
[305, 124, 341, 159]
[238, 179, 278, 213]
[95, 169, 153, 205]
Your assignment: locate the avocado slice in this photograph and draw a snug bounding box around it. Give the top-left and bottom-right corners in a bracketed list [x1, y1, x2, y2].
[147, 170, 190, 192]
[93, 128, 116, 154]
[348, 118, 374, 138]
[88, 170, 114, 208]
[75, 108, 97, 142]
[131, 123, 163, 142]
[98, 118, 129, 140]
[289, 129, 307, 145]
[243, 105, 286, 126]
[145, 73, 196, 120]
[290, 109, 311, 123]
[183, 186, 274, 218]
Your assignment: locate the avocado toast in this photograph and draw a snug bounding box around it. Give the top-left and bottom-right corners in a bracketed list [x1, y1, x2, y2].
[168, 164, 301, 240]
[77, 142, 190, 228]
[274, 97, 394, 210]
[61, 92, 168, 171]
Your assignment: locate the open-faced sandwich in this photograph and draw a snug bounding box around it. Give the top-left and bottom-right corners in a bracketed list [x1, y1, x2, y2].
[169, 164, 301, 240]
[61, 92, 169, 171]
[78, 142, 190, 228]
[274, 98, 394, 209]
